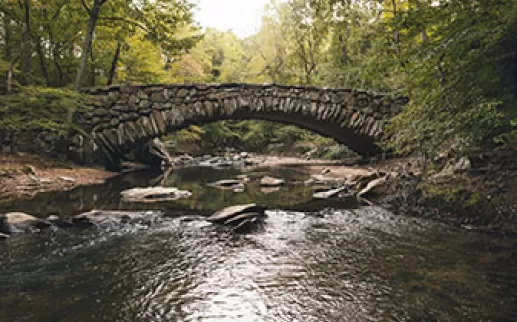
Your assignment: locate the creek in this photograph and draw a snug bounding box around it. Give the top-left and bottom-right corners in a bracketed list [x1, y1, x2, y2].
[1, 165, 516, 322]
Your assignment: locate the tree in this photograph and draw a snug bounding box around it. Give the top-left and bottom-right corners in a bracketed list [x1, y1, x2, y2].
[74, 0, 107, 91]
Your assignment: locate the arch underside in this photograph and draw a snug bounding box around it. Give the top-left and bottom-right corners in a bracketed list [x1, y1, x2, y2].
[95, 110, 382, 170]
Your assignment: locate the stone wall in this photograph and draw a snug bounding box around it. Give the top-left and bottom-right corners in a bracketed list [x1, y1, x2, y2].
[73, 83, 408, 169]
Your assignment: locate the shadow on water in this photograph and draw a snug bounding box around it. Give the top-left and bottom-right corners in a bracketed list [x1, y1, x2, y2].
[1, 166, 517, 322]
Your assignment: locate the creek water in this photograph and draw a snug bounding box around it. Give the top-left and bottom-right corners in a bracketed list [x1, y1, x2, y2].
[1, 166, 516, 322]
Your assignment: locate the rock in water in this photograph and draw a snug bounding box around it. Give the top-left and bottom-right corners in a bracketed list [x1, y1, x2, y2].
[261, 186, 281, 194]
[312, 187, 347, 199]
[260, 176, 285, 187]
[46, 215, 73, 228]
[0, 212, 52, 234]
[121, 187, 191, 202]
[72, 210, 162, 228]
[0, 232, 9, 240]
[208, 179, 246, 190]
[232, 216, 261, 233]
[224, 212, 263, 225]
[357, 176, 388, 198]
[207, 204, 266, 223]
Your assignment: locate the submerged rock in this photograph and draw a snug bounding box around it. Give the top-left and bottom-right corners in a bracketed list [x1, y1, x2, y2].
[261, 186, 282, 194]
[260, 176, 285, 187]
[0, 212, 52, 234]
[72, 210, 162, 228]
[121, 187, 192, 203]
[208, 179, 246, 190]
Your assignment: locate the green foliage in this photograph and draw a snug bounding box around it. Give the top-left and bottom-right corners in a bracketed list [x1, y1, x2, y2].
[0, 87, 91, 135]
[0, 0, 200, 88]
[4, 0, 516, 159]
[377, 0, 517, 156]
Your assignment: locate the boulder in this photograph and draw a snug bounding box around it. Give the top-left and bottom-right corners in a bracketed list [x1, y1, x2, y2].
[0, 212, 52, 234]
[313, 186, 347, 199]
[224, 212, 263, 225]
[72, 210, 162, 228]
[0, 232, 9, 240]
[121, 187, 191, 203]
[207, 204, 266, 223]
[130, 138, 174, 167]
[208, 204, 267, 234]
[260, 176, 285, 187]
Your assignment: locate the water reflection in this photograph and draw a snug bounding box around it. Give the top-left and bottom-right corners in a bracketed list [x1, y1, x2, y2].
[2, 207, 516, 322]
[1, 167, 517, 322]
[0, 167, 317, 217]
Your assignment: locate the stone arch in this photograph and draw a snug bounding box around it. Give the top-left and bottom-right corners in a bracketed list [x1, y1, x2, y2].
[74, 84, 407, 169]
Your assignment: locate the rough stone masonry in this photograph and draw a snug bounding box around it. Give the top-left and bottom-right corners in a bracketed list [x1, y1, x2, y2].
[71, 83, 408, 169]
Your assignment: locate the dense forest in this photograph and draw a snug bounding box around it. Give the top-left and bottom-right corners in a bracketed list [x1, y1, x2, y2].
[1, 0, 517, 160]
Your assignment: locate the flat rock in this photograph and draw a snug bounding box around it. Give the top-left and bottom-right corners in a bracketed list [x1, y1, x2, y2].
[58, 176, 76, 183]
[121, 187, 191, 202]
[224, 212, 264, 225]
[313, 186, 347, 199]
[357, 176, 388, 197]
[208, 179, 245, 190]
[207, 204, 267, 223]
[72, 210, 162, 228]
[0, 212, 52, 234]
[260, 176, 285, 187]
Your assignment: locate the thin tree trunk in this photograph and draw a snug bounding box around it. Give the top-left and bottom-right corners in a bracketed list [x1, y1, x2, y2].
[74, 0, 104, 91]
[35, 39, 50, 86]
[338, 34, 347, 65]
[7, 58, 17, 94]
[107, 41, 121, 85]
[21, 0, 32, 85]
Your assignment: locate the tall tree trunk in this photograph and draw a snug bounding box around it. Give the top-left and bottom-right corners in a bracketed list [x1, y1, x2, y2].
[107, 41, 121, 85]
[21, 0, 32, 85]
[35, 38, 50, 86]
[74, 0, 104, 91]
[7, 59, 15, 94]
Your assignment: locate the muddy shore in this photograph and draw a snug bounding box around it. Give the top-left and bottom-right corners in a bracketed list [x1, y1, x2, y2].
[0, 154, 118, 202]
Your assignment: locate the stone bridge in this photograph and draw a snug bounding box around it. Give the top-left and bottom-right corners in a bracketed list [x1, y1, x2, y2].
[71, 83, 408, 169]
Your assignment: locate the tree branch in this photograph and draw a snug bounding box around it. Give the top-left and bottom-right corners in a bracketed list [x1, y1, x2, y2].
[79, 0, 91, 14]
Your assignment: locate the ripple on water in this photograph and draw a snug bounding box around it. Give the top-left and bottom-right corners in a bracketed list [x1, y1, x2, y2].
[1, 205, 517, 322]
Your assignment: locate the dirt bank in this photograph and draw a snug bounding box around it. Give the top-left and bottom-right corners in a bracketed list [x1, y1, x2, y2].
[250, 154, 418, 181]
[0, 153, 118, 202]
